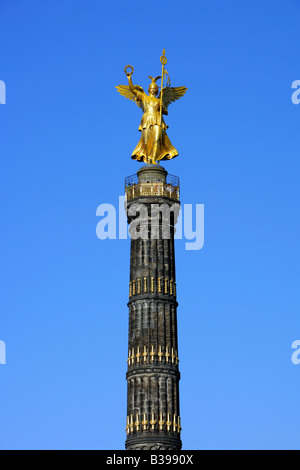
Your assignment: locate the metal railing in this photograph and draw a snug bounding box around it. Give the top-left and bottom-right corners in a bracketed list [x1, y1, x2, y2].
[125, 174, 180, 201]
[125, 182, 179, 201]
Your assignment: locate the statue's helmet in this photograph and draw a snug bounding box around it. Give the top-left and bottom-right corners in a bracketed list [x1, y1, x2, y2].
[148, 76, 161, 95]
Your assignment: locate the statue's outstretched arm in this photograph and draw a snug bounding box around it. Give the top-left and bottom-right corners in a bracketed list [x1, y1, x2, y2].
[127, 74, 137, 96]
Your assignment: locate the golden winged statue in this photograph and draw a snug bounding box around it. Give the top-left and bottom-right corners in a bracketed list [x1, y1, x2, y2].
[116, 52, 187, 164]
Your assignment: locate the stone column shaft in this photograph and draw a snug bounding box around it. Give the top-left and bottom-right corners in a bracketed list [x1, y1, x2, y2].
[125, 165, 182, 451]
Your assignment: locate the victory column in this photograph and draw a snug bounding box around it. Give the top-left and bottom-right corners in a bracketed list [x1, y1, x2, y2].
[116, 50, 187, 450]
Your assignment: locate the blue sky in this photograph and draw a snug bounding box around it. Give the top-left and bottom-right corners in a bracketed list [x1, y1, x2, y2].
[0, 0, 300, 450]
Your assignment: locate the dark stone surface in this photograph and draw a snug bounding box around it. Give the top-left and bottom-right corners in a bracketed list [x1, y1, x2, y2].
[125, 166, 182, 451]
[126, 433, 182, 451]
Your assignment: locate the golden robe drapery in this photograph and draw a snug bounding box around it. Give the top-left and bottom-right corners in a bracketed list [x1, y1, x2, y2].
[132, 90, 178, 164]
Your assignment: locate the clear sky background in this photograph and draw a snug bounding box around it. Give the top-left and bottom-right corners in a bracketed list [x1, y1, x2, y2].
[0, 0, 300, 450]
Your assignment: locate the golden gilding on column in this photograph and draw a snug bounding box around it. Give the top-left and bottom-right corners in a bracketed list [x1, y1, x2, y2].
[177, 416, 182, 433]
[126, 416, 130, 435]
[132, 280, 136, 296]
[142, 413, 148, 431]
[164, 278, 168, 294]
[151, 277, 154, 293]
[159, 413, 164, 431]
[158, 345, 163, 362]
[150, 345, 156, 363]
[166, 413, 172, 432]
[150, 413, 156, 430]
[136, 346, 141, 364]
[135, 413, 140, 431]
[129, 282, 132, 298]
[131, 347, 135, 365]
[158, 277, 162, 293]
[173, 414, 178, 433]
[170, 279, 173, 295]
[165, 346, 170, 363]
[127, 350, 131, 367]
[130, 415, 134, 433]
[142, 345, 148, 363]
[137, 278, 141, 294]
[171, 347, 175, 364]
[143, 277, 147, 293]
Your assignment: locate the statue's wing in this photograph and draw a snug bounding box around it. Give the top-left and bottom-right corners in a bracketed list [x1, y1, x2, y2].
[158, 86, 188, 108]
[115, 85, 144, 112]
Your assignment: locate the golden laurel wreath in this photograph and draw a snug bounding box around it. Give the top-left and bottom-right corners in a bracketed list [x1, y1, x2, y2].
[124, 65, 134, 76]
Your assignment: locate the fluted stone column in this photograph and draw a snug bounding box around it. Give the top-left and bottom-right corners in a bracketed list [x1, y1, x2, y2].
[125, 165, 182, 450]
